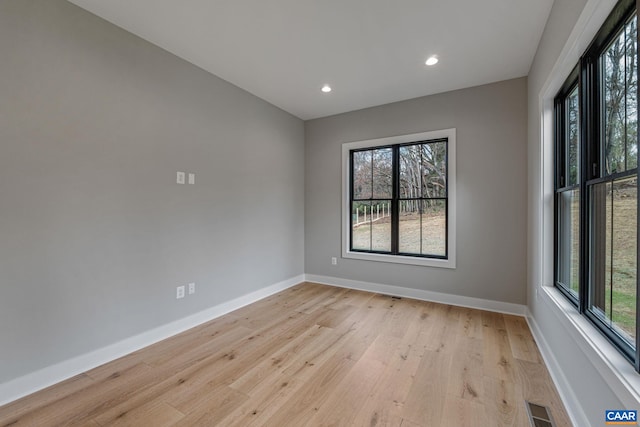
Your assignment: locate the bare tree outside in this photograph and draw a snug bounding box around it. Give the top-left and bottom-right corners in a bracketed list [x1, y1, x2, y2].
[589, 14, 638, 344]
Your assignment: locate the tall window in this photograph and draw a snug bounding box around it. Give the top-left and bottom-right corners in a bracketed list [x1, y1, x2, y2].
[554, 0, 639, 368]
[342, 129, 456, 269]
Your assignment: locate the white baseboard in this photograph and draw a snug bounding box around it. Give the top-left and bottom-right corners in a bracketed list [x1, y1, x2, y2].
[525, 310, 590, 427]
[0, 274, 303, 406]
[304, 274, 527, 316]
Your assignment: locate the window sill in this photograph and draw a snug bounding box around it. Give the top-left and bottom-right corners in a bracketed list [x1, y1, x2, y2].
[540, 285, 640, 407]
[342, 250, 456, 269]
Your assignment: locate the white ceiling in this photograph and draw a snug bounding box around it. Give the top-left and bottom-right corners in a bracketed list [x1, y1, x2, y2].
[66, 0, 554, 120]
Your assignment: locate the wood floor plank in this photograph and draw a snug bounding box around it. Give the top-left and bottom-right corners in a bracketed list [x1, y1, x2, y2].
[314, 304, 358, 328]
[1, 363, 157, 426]
[323, 288, 374, 310]
[457, 307, 484, 340]
[162, 384, 248, 427]
[140, 322, 254, 368]
[98, 400, 184, 427]
[376, 296, 424, 339]
[294, 284, 348, 314]
[215, 374, 307, 426]
[261, 352, 357, 426]
[401, 349, 452, 426]
[301, 333, 398, 427]
[440, 395, 487, 427]
[482, 311, 517, 383]
[482, 377, 528, 427]
[504, 314, 542, 363]
[228, 324, 330, 394]
[348, 337, 414, 426]
[92, 311, 325, 424]
[0, 283, 572, 427]
[351, 302, 433, 423]
[420, 302, 461, 354]
[0, 374, 95, 424]
[399, 419, 422, 427]
[445, 335, 484, 403]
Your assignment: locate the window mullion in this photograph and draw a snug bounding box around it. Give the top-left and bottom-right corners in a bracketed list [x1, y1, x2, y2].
[391, 145, 400, 254]
[580, 55, 597, 315]
[349, 152, 355, 252]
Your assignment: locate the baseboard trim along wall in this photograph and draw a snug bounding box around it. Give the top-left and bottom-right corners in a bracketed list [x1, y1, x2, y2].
[304, 274, 527, 316]
[526, 309, 589, 427]
[0, 274, 304, 406]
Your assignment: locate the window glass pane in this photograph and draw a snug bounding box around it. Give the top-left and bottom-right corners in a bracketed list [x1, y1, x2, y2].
[421, 142, 447, 198]
[399, 200, 419, 253]
[353, 151, 372, 199]
[589, 177, 637, 346]
[370, 201, 391, 252]
[603, 29, 627, 174]
[372, 148, 393, 199]
[400, 145, 420, 199]
[566, 86, 580, 186]
[352, 201, 371, 250]
[557, 189, 580, 297]
[351, 201, 391, 252]
[399, 200, 446, 256]
[602, 15, 638, 175]
[626, 15, 638, 170]
[422, 200, 446, 256]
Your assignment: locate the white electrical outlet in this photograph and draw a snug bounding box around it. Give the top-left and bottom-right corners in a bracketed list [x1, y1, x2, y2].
[331, 257, 337, 265]
[188, 282, 196, 295]
[177, 171, 186, 185]
[188, 173, 195, 185]
[176, 285, 185, 299]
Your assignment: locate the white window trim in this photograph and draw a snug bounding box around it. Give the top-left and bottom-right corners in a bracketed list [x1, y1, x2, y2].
[341, 128, 456, 269]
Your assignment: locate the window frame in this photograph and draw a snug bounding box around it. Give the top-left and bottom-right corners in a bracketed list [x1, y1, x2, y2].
[554, 66, 581, 307]
[341, 128, 456, 269]
[553, 0, 640, 370]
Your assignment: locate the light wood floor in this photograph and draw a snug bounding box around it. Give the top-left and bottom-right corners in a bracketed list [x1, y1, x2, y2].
[0, 282, 571, 427]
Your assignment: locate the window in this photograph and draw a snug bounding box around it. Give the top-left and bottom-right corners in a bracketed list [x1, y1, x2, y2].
[342, 129, 456, 268]
[554, 0, 639, 369]
[555, 70, 581, 302]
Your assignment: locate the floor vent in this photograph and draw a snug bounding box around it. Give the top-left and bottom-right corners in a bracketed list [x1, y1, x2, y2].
[526, 401, 555, 427]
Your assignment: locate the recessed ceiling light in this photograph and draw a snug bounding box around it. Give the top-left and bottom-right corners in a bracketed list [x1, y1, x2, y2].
[425, 56, 439, 66]
[321, 84, 332, 93]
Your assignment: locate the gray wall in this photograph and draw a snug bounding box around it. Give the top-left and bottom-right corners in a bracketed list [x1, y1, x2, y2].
[305, 78, 528, 304]
[527, 0, 630, 424]
[0, 0, 304, 383]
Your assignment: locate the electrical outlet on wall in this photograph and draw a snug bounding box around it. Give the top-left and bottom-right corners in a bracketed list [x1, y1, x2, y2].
[331, 257, 337, 265]
[176, 285, 185, 299]
[177, 171, 186, 185]
[188, 282, 196, 295]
